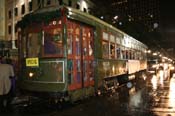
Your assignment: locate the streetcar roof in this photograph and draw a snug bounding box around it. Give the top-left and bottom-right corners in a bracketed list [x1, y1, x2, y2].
[17, 6, 148, 50]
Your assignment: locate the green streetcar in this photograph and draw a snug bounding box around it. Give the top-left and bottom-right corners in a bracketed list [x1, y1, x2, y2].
[17, 6, 147, 102]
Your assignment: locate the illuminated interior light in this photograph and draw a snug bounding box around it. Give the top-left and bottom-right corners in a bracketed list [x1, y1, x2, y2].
[53, 21, 56, 25]
[97, 90, 101, 95]
[112, 66, 115, 74]
[58, 20, 62, 24]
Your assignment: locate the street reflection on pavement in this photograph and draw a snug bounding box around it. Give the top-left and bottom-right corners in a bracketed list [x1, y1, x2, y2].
[168, 77, 175, 108]
[151, 74, 158, 90]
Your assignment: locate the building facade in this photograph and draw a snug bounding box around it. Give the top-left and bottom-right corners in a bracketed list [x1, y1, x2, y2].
[111, 0, 160, 31]
[5, 0, 93, 50]
[0, 0, 8, 57]
[0, 0, 6, 41]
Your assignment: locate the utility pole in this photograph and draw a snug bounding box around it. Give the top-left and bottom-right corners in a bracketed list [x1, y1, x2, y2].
[12, 0, 17, 49]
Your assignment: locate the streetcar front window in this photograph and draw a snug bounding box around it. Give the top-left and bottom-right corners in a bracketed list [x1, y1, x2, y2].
[22, 36, 27, 57]
[110, 43, 115, 59]
[28, 33, 41, 57]
[102, 41, 109, 58]
[44, 28, 63, 56]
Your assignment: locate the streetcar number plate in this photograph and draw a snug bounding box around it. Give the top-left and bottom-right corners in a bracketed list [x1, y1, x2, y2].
[26, 58, 39, 67]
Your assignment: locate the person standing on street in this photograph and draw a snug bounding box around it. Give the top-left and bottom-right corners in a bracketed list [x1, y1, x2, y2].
[0, 57, 15, 112]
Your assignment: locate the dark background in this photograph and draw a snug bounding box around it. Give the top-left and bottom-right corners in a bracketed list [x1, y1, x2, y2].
[160, 1, 175, 50]
[91, 0, 175, 57]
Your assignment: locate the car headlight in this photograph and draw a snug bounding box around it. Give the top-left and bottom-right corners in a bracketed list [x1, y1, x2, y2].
[170, 66, 175, 70]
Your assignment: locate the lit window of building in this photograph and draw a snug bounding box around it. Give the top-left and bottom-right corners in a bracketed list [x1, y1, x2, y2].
[8, 10, 12, 19]
[15, 7, 18, 16]
[29, 1, 32, 11]
[21, 4, 25, 14]
[46, 0, 51, 5]
[8, 25, 11, 34]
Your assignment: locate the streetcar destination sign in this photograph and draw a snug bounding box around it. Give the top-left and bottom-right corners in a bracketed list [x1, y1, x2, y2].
[26, 58, 39, 67]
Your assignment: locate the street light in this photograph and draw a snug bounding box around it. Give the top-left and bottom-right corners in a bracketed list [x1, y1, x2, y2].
[119, 22, 122, 26]
[147, 50, 151, 53]
[153, 52, 158, 56]
[100, 16, 104, 19]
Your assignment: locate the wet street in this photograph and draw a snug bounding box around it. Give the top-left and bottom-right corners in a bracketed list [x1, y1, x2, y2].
[1, 72, 175, 116]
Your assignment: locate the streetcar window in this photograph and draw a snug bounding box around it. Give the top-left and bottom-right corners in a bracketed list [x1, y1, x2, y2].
[76, 60, 81, 83]
[88, 32, 93, 56]
[83, 37, 88, 56]
[22, 36, 27, 57]
[116, 46, 121, 59]
[28, 33, 41, 57]
[126, 49, 129, 59]
[82, 28, 88, 56]
[136, 51, 140, 60]
[134, 51, 137, 60]
[67, 21, 73, 55]
[130, 50, 134, 59]
[89, 41, 93, 56]
[67, 34, 73, 55]
[44, 28, 63, 56]
[102, 41, 109, 58]
[121, 47, 126, 59]
[77, 60, 81, 72]
[110, 34, 115, 59]
[75, 27, 80, 56]
[102, 32, 109, 59]
[68, 60, 73, 84]
[89, 61, 94, 82]
[110, 43, 115, 59]
[55, 62, 63, 82]
[83, 61, 88, 82]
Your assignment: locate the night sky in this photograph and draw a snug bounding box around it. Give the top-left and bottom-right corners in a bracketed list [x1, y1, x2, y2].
[160, 1, 175, 28]
[160, 1, 175, 49]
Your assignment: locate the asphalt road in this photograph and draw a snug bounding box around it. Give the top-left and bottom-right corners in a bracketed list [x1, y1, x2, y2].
[1, 72, 175, 116]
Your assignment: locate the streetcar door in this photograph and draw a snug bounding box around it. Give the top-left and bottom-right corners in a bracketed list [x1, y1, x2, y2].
[67, 20, 94, 90]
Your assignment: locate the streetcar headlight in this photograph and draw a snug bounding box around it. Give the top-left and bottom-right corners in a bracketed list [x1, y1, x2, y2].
[29, 72, 34, 78]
